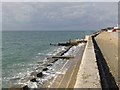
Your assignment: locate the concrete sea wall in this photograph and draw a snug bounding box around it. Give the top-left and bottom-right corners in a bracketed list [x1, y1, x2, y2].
[74, 31, 119, 89]
[74, 35, 101, 89]
[95, 31, 119, 88]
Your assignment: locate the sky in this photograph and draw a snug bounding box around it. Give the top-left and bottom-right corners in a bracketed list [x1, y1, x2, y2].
[2, 2, 118, 31]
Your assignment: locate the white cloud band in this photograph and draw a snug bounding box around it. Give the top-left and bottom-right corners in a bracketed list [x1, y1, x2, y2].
[1, 0, 120, 2]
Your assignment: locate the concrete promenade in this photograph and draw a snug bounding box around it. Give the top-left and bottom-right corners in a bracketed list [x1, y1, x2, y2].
[74, 31, 119, 89]
[95, 32, 119, 88]
[74, 36, 101, 89]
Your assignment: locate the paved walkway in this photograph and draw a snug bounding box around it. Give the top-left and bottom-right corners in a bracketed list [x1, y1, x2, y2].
[95, 31, 119, 87]
[74, 36, 101, 88]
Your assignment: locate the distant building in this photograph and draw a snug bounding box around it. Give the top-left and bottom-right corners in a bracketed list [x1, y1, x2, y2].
[114, 24, 120, 32]
[106, 25, 120, 32]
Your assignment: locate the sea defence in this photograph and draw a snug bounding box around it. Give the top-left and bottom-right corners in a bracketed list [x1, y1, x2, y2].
[95, 32, 118, 83]
[74, 31, 119, 89]
[74, 35, 101, 88]
[10, 39, 86, 89]
[94, 31, 119, 88]
[9, 31, 119, 89]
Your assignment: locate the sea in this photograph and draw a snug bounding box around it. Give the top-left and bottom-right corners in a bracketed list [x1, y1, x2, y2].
[2, 31, 94, 88]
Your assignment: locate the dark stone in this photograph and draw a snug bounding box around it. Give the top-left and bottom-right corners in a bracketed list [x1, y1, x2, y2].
[42, 67, 48, 71]
[30, 78, 37, 82]
[47, 63, 52, 66]
[23, 85, 29, 90]
[37, 72, 43, 77]
[30, 72, 38, 76]
[52, 59, 58, 63]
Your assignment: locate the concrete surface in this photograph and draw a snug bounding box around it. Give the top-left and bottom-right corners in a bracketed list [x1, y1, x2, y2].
[95, 31, 119, 87]
[48, 44, 85, 88]
[74, 36, 101, 88]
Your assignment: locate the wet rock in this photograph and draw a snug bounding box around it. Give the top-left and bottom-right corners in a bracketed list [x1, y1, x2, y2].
[35, 66, 43, 70]
[30, 72, 38, 76]
[42, 67, 48, 71]
[47, 63, 52, 66]
[10, 84, 23, 90]
[30, 78, 37, 82]
[23, 85, 29, 90]
[20, 77, 33, 83]
[52, 59, 58, 63]
[37, 72, 43, 77]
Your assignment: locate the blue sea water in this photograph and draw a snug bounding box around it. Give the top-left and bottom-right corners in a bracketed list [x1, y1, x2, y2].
[2, 31, 94, 88]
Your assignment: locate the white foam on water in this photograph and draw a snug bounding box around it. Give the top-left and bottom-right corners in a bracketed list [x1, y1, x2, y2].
[8, 65, 35, 85]
[36, 46, 65, 59]
[19, 80, 38, 88]
[63, 43, 84, 57]
[8, 44, 83, 87]
[36, 47, 67, 68]
[16, 43, 84, 88]
[47, 46, 66, 56]
[27, 81, 38, 88]
[11, 73, 23, 80]
[37, 52, 46, 56]
[36, 46, 66, 64]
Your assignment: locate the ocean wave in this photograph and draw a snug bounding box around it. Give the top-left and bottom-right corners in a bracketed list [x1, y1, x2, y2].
[6, 43, 84, 88]
[37, 46, 66, 57]
[63, 43, 84, 57]
[4, 46, 66, 87]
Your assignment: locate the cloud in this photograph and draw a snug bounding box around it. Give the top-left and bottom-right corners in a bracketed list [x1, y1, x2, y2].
[0, 3, 2, 31]
[2, 0, 119, 2]
[2, 2, 118, 31]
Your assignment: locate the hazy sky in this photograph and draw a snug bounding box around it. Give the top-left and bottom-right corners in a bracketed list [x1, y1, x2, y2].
[2, 2, 118, 31]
